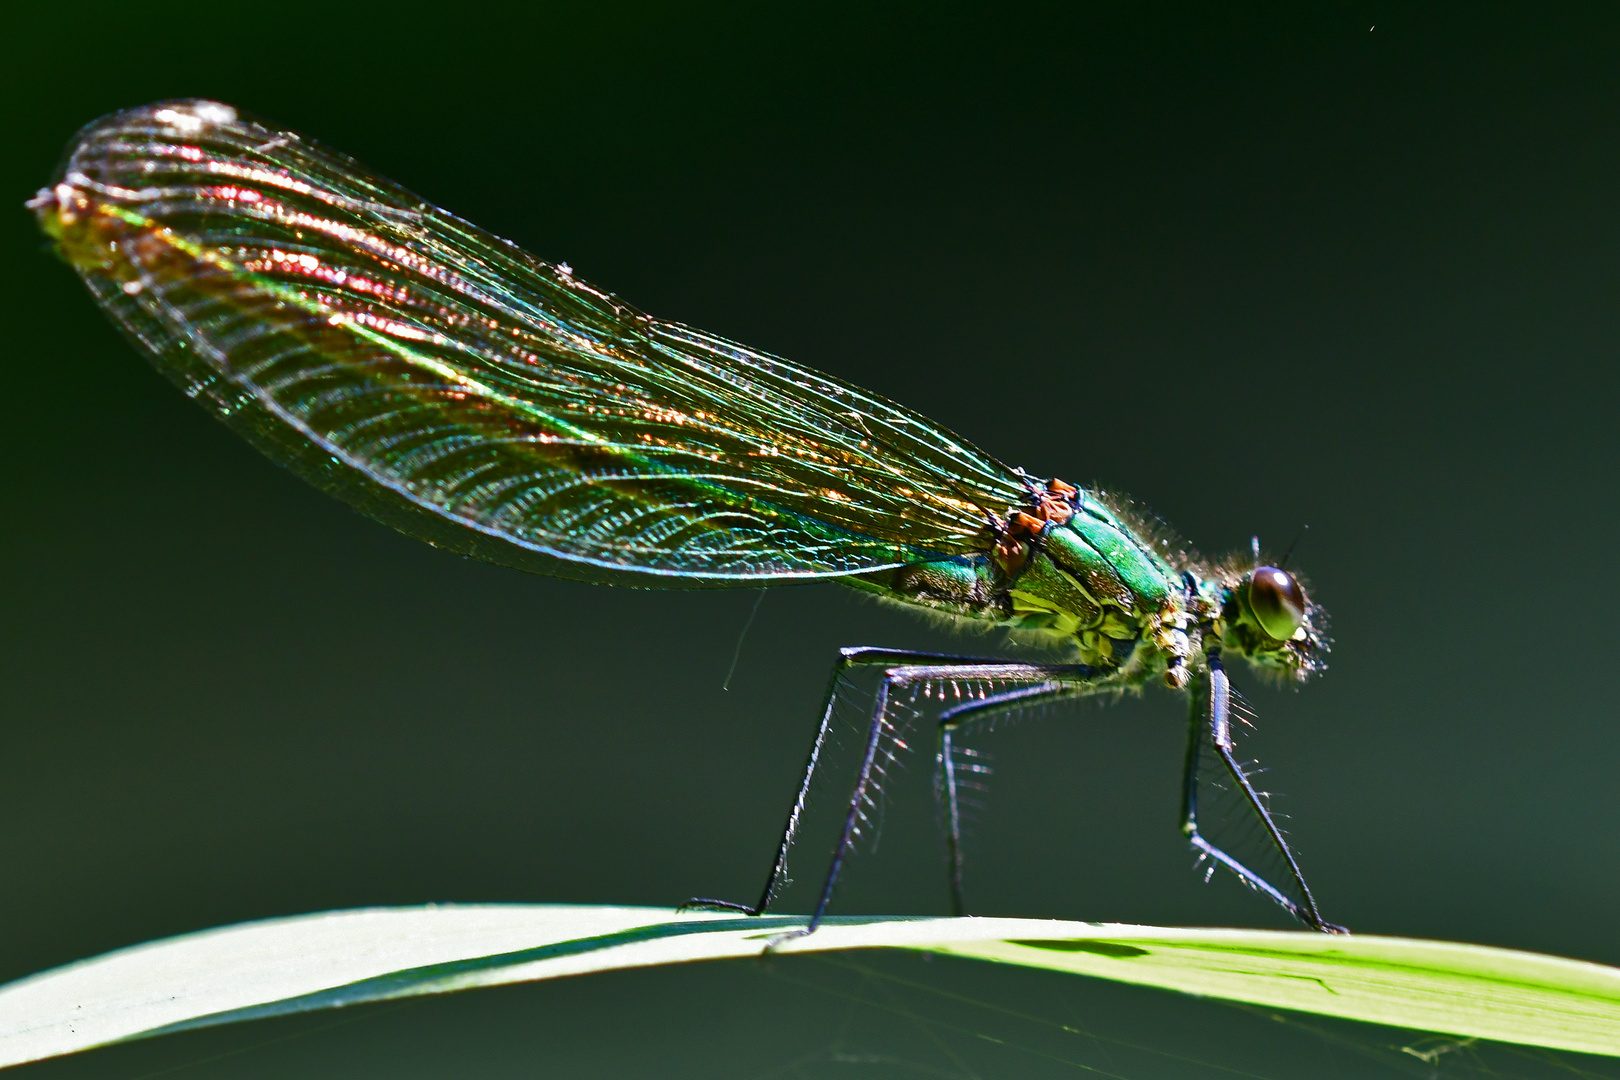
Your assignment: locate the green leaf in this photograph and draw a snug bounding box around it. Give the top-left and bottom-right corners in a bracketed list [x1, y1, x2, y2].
[1, 905, 1615, 1069]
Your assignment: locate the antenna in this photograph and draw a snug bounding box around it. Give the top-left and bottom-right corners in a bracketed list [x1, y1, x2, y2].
[1251, 535, 1261, 562]
[1278, 524, 1310, 569]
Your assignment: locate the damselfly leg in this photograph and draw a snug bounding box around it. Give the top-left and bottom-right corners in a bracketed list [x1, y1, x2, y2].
[936, 681, 1090, 915]
[1184, 653, 1344, 933]
[682, 648, 1094, 933]
[685, 645, 1342, 937]
[684, 648, 1015, 919]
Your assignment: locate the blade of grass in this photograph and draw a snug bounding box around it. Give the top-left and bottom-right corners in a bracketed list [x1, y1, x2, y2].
[0, 905, 1614, 1069]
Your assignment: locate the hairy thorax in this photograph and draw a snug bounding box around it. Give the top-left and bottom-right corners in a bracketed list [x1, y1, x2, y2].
[848, 483, 1208, 687]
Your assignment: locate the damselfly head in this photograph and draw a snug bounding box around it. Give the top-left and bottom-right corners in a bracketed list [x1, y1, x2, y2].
[1219, 565, 1329, 681]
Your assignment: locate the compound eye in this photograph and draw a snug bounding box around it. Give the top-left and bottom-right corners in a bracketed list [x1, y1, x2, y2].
[1247, 566, 1307, 640]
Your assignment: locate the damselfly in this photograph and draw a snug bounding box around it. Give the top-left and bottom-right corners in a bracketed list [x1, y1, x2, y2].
[30, 101, 1341, 935]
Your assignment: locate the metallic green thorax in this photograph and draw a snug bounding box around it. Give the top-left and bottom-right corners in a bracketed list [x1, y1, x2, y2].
[850, 480, 1327, 689]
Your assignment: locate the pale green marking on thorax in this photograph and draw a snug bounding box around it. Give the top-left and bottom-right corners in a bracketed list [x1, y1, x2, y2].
[1016, 504, 1183, 667]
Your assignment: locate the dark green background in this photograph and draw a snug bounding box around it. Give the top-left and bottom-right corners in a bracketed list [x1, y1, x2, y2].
[2, 3, 1617, 1077]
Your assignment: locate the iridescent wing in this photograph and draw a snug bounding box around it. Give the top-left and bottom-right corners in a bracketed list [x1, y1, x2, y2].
[34, 100, 1031, 585]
